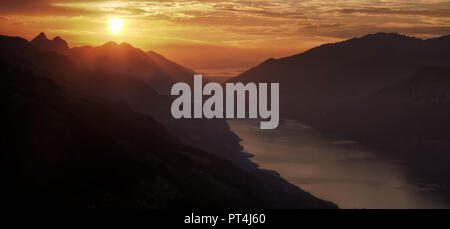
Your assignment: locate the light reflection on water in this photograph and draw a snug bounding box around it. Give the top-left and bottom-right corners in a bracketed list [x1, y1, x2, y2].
[228, 119, 448, 209]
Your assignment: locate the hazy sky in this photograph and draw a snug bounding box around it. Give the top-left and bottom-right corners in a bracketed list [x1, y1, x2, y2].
[1, 0, 449, 74]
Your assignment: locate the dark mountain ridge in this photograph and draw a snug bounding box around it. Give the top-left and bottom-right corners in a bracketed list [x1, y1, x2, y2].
[4, 34, 249, 169]
[147, 50, 196, 81]
[231, 32, 450, 118]
[229, 32, 450, 200]
[0, 34, 336, 208]
[31, 32, 70, 54]
[30, 32, 194, 94]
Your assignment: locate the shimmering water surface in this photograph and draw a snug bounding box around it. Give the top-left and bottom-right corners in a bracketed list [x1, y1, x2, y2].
[228, 119, 448, 209]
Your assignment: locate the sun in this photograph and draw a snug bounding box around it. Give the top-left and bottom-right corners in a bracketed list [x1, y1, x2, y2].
[108, 18, 124, 35]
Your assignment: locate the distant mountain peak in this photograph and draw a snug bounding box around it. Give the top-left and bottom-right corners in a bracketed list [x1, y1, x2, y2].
[99, 41, 139, 51]
[24, 33, 196, 93]
[262, 57, 277, 64]
[52, 36, 69, 47]
[99, 41, 146, 56]
[365, 32, 403, 37]
[119, 42, 133, 48]
[359, 32, 420, 42]
[101, 41, 119, 47]
[53, 36, 63, 41]
[31, 32, 69, 53]
[32, 32, 49, 42]
[37, 32, 48, 38]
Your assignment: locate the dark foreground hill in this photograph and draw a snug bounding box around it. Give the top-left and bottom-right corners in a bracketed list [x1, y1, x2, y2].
[0, 35, 336, 208]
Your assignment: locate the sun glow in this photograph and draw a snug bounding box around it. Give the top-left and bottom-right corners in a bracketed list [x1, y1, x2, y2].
[108, 18, 124, 35]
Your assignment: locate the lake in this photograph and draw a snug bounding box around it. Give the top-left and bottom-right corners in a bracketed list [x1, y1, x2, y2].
[228, 119, 448, 209]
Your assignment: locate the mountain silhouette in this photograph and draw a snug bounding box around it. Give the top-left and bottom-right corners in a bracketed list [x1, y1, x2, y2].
[230, 32, 450, 123]
[232, 33, 450, 113]
[0, 34, 337, 208]
[31, 32, 70, 54]
[2, 34, 254, 168]
[2, 35, 160, 104]
[30, 33, 194, 94]
[228, 32, 450, 199]
[147, 50, 196, 81]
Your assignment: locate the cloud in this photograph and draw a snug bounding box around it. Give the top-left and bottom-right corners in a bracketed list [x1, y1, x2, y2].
[1, 0, 450, 69]
[0, 0, 95, 16]
[337, 7, 450, 18]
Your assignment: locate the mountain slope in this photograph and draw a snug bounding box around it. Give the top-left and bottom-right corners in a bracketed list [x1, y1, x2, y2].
[229, 32, 450, 198]
[30, 33, 195, 94]
[31, 32, 70, 54]
[314, 66, 450, 192]
[317, 66, 450, 143]
[69, 42, 174, 93]
[231, 33, 450, 118]
[0, 41, 336, 209]
[147, 50, 196, 81]
[1, 35, 160, 106]
[17, 34, 251, 168]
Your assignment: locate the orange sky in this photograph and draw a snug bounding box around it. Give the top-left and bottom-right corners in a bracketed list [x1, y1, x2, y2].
[1, 0, 450, 76]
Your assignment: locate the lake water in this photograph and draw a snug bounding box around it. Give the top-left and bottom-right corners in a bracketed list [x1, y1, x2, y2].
[228, 119, 448, 209]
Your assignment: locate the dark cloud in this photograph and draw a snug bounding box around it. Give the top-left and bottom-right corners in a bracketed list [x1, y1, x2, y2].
[0, 0, 95, 16]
